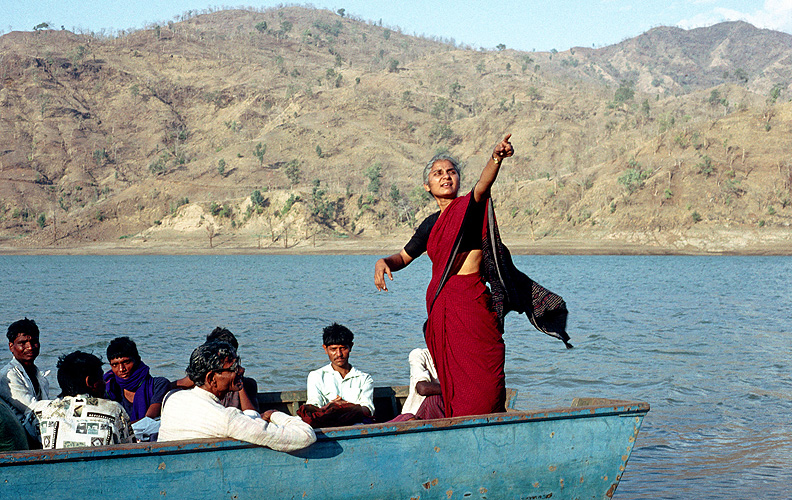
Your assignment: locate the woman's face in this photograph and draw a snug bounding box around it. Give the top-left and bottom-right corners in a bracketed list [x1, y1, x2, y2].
[109, 357, 136, 379]
[424, 160, 460, 199]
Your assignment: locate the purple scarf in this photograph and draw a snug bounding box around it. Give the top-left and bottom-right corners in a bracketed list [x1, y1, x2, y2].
[103, 361, 154, 421]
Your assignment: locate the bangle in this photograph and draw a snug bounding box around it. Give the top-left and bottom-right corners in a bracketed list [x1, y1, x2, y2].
[491, 154, 502, 164]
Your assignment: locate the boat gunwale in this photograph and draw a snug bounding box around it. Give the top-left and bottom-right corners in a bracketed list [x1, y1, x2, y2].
[0, 399, 649, 467]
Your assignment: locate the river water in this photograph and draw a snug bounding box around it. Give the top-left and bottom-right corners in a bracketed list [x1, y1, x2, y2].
[2, 254, 790, 499]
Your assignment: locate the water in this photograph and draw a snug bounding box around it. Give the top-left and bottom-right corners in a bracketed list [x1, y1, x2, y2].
[2, 254, 791, 499]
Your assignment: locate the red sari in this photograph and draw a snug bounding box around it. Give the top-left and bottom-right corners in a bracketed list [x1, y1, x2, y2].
[424, 192, 506, 418]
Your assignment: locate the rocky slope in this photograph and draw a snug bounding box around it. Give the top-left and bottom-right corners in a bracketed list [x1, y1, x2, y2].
[1, 7, 790, 254]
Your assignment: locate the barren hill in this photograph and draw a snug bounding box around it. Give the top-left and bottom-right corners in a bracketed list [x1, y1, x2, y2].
[1, 7, 790, 254]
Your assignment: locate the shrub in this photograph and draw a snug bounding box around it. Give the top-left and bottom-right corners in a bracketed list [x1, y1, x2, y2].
[284, 160, 301, 185]
[280, 194, 300, 216]
[617, 162, 651, 194]
[613, 80, 635, 104]
[695, 156, 713, 177]
[387, 59, 399, 73]
[37, 213, 46, 228]
[255, 21, 267, 33]
[691, 211, 702, 223]
[217, 159, 226, 176]
[430, 123, 454, 142]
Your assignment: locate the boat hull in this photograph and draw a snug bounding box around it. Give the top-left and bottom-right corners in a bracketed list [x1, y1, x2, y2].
[0, 399, 647, 500]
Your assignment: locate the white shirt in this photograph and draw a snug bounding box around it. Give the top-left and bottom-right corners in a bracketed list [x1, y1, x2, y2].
[306, 364, 375, 414]
[0, 357, 50, 438]
[401, 348, 439, 415]
[31, 395, 134, 449]
[158, 387, 316, 452]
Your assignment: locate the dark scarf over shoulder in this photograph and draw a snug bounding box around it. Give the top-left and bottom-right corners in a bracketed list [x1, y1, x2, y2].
[430, 192, 572, 349]
[481, 198, 573, 348]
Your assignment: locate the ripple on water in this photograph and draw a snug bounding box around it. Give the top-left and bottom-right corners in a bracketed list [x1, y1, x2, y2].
[3, 254, 792, 500]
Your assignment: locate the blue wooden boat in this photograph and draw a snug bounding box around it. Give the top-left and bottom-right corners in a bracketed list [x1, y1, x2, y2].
[0, 387, 648, 499]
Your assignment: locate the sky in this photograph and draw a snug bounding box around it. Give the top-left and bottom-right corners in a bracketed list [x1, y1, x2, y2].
[2, 1, 792, 52]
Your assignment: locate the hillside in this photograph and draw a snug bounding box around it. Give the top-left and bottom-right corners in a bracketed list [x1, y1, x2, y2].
[1, 7, 790, 254]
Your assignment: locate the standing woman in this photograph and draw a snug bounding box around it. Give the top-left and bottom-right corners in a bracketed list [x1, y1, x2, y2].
[104, 337, 170, 423]
[375, 135, 571, 418]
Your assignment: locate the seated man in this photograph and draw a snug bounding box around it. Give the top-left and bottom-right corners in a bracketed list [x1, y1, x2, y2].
[0, 318, 51, 446]
[0, 399, 28, 452]
[103, 337, 171, 441]
[173, 327, 258, 412]
[298, 323, 374, 428]
[31, 351, 134, 449]
[400, 348, 445, 420]
[159, 341, 315, 452]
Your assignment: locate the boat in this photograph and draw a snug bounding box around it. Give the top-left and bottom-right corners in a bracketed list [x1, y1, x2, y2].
[0, 386, 649, 499]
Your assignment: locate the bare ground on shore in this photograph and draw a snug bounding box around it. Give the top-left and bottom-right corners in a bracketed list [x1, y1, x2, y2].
[2, 227, 790, 256]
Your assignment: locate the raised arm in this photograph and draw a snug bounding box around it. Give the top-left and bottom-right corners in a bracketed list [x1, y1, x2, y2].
[473, 134, 514, 203]
[374, 248, 414, 291]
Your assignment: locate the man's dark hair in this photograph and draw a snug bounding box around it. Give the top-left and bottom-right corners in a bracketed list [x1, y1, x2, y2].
[185, 341, 238, 387]
[57, 351, 103, 397]
[106, 336, 141, 363]
[322, 323, 354, 347]
[206, 327, 238, 350]
[7, 318, 39, 343]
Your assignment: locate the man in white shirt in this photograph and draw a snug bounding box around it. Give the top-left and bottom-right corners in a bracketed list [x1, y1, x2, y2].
[159, 341, 315, 452]
[298, 323, 374, 427]
[400, 348, 444, 419]
[31, 351, 134, 449]
[0, 318, 50, 446]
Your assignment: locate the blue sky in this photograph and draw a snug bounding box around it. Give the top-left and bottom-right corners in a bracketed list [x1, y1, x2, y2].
[2, 1, 791, 51]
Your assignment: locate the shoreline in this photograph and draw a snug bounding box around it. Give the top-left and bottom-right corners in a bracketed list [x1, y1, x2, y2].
[2, 234, 791, 256]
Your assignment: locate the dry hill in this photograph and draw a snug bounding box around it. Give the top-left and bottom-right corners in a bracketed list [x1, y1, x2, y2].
[1, 7, 790, 254]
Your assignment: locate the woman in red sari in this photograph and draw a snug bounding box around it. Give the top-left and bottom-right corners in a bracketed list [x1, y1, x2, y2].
[375, 135, 515, 418]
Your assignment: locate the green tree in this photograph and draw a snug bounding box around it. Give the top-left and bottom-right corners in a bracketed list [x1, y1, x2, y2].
[251, 190, 265, 208]
[617, 160, 651, 194]
[337, 8, 346, 17]
[769, 83, 784, 104]
[37, 213, 46, 228]
[284, 160, 301, 185]
[613, 80, 635, 104]
[496, 43, 506, 51]
[217, 158, 226, 176]
[389, 184, 401, 205]
[316, 145, 323, 158]
[92, 148, 108, 167]
[387, 59, 399, 73]
[365, 163, 383, 194]
[449, 81, 462, 98]
[253, 143, 266, 166]
[255, 21, 267, 33]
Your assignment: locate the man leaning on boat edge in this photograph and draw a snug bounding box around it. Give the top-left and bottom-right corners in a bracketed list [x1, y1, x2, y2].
[159, 341, 316, 452]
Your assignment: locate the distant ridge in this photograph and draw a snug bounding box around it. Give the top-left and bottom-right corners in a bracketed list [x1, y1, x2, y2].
[0, 7, 790, 254]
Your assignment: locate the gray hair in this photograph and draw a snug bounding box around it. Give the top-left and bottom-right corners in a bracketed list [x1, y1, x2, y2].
[422, 153, 461, 184]
[186, 341, 238, 386]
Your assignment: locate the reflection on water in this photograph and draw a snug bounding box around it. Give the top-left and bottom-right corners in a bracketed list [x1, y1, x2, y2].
[2, 254, 791, 499]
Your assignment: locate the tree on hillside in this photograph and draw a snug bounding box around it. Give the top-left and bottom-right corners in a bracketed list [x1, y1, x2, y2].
[285, 160, 301, 185]
[613, 80, 635, 104]
[255, 22, 267, 33]
[254, 142, 266, 166]
[365, 163, 382, 194]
